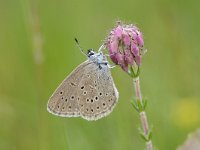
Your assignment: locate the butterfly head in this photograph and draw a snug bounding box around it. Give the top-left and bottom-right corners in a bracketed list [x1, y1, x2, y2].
[87, 49, 107, 67]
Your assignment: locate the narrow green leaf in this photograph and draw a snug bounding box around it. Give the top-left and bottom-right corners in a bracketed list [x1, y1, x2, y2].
[137, 99, 143, 112]
[131, 99, 140, 112]
[148, 130, 153, 141]
[143, 98, 147, 110]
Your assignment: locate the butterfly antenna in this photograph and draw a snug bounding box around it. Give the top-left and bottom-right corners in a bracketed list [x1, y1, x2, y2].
[74, 38, 87, 56]
[98, 43, 106, 53]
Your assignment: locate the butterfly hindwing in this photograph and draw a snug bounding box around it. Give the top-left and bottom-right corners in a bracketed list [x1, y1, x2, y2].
[76, 62, 119, 120]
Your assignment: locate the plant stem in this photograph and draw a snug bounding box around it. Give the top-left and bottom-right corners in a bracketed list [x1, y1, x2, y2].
[133, 77, 153, 150]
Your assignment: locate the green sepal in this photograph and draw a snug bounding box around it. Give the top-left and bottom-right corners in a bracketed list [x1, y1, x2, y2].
[128, 66, 135, 78]
[128, 66, 141, 78]
[135, 66, 140, 78]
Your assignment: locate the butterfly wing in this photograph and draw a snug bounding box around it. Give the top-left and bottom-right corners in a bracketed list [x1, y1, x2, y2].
[47, 60, 92, 117]
[76, 63, 119, 121]
[47, 60, 119, 121]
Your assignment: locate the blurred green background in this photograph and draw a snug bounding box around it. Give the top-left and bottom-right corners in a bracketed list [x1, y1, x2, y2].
[0, 0, 200, 149]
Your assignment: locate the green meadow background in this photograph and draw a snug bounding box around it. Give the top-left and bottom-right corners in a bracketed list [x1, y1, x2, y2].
[1, 0, 200, 149]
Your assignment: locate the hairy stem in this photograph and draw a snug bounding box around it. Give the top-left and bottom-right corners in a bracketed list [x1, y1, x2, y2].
[133, 77, 153, 150]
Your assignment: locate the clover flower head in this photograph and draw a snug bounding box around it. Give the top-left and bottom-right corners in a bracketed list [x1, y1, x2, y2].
[106, 22, 146, 72]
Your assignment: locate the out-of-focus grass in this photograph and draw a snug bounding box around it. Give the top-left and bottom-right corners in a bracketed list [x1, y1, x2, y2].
[0, 0, 200, 150]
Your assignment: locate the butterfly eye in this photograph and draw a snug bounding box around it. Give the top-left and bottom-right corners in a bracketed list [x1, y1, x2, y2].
[87, 49, 95, 57]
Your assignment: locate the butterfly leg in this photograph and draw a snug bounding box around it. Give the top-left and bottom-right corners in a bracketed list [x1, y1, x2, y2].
[98, 61, 116, 69]
[107, 64, 116, 69]
[98, 64, 102, 69]
[98, 61, 108, 69]
[104, 53, 117, 57]
[98, 44, 106, 53]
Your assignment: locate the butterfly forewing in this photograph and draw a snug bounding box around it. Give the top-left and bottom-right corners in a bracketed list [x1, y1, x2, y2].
[47, 60, 92, 117]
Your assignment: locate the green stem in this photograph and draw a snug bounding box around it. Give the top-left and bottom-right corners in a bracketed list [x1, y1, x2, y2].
[133, 77, 153, 150]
